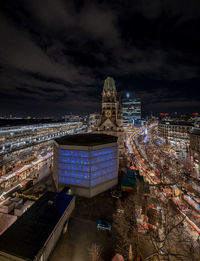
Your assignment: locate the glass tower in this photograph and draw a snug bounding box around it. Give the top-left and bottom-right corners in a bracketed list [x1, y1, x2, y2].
[122, 92, 141, 123]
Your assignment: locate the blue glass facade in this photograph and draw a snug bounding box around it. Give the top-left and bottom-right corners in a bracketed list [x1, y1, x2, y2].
[58, 146, 117, 187]
[121, 92, 141, 123]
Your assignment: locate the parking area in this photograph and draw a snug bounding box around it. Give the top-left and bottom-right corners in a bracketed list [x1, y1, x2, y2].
[50, 189, 118, 261]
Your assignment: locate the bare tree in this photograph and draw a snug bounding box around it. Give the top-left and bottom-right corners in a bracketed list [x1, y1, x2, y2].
[129, 130, 199, 260]
[144, 204, 200, 260]
[113, 196, 137, 260]
[113, 191, 199, 261]
[88, 243, 103, 261]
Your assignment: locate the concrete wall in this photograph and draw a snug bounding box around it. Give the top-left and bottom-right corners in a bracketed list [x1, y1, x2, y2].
[90, 178, 118, 197]
[71, 178, 118, 198]
[0, 253, 24, 261]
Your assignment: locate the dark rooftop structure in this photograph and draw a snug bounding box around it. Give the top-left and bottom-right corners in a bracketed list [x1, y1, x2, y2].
[0, 191, 74, 261]
[55, 133, 117, 146]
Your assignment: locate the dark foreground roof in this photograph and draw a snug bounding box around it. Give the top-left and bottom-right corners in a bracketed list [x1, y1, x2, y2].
[55, 133, 118, 146]
[0, 191, 74, 261]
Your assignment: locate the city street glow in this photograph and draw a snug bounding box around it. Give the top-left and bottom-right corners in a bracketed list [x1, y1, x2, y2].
[130, 123, 200, 239]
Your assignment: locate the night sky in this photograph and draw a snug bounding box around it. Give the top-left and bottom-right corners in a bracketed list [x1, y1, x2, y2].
[0, 0, 200, 117]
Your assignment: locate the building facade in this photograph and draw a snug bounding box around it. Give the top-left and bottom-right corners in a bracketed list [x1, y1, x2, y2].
[121, 92, 141, 124]
[190, 128, 200, 178]
[94, 77, 125, 158]
[53, 133, 118, 197]
[158, 121, 193, 144]
[158, 121, 194, 159]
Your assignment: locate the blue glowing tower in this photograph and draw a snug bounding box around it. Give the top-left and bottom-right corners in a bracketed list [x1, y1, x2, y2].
[53, 134, 118, 197]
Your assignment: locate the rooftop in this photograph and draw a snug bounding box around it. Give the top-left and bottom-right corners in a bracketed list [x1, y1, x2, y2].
[0, 191, 74, 261]
[0, 213, 17, 236]
[55, 133, 118, 146]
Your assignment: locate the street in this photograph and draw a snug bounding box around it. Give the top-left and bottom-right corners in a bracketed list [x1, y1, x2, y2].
[128, 124, 200, 242]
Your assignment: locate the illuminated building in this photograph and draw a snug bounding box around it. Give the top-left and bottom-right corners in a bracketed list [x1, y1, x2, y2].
[121, 92, 141, 124]
[94, 77, 125, 159]
[158, 121, 194, 159]
[158, 121, 193, 144]
[0, 122, 85, 155]
[190, 128, 200, 178]
[53, 133, 118, 197]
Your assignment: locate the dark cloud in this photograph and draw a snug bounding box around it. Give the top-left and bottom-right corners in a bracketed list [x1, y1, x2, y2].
[0, 0, 200, 117]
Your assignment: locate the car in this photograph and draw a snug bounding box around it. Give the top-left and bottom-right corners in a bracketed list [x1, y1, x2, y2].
[97, 220, 111, 232]
[160, 248, 166, 255]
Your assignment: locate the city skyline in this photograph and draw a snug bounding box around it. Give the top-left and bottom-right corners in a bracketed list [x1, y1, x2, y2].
[1, 1, 200, 259]
[0, 0, 200, 117]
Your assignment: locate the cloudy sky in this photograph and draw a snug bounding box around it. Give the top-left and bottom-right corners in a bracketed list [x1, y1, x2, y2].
[0, 0, 200, 117]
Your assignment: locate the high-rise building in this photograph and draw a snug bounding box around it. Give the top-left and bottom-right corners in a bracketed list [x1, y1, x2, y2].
[94, 77, 125, 158]
[121, 92, 141, 124]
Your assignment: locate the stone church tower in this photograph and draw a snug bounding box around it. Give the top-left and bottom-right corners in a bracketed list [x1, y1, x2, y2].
[94, 77, 125, 158]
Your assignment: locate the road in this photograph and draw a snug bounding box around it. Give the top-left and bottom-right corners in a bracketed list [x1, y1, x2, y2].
[128, 125, 200, 241]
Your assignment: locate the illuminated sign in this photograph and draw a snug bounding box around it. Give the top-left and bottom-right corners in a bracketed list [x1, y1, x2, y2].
[160, 113, 169, 116]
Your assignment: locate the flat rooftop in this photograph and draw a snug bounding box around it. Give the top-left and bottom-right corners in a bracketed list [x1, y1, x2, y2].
[0, 191, 74, 261]
[55, 133, 118, 146]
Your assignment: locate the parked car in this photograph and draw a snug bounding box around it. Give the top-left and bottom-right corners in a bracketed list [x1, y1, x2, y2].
[97, 220, 111, 232]
[160, 248, 166, 255]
